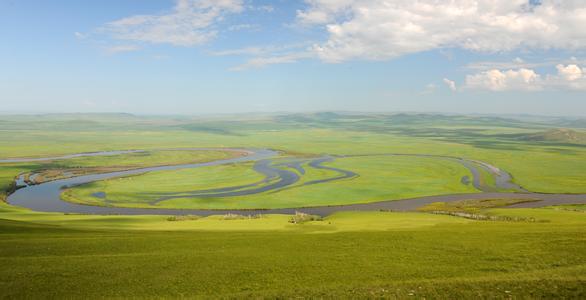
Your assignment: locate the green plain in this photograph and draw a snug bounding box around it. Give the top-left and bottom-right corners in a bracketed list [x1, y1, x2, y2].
[1, 113, 585, 298]
[0, 203, 584, 298]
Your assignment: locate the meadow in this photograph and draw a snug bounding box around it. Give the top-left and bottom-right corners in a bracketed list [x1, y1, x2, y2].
[0, 203, 584, 298]
[63, 155, 478, 209]
[1, 113, 585, 197]
[0, 113, 585, 298]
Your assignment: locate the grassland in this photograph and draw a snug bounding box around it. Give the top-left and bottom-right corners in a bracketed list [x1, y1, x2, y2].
[547, 204, 586, 212]
[1, 113, 585, 195]
[0, 149, 240, 193]
[1, 113, 585, 298]
[61, 162, 267, 208]
[417, 198, 539, 214]
[44, 149, 241, 169]
[0, 202, 584, 298]
[26, 150, 243, 185]
[63, 155, 478, 209]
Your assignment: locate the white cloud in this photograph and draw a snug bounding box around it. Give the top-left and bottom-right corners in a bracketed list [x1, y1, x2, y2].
[211, 42, 317, 70]
[556, 64, 583, 81]
[443, 78, 457, 91]
[251, 5, 274, 13]
[211, 47, 266, 56]
[212, 42, 314, 57]
[549, 64, 586, 90]
[298, 0, 586, 62]
[466, 59, 543, 71]
[465, 68, 542, 91]
[228, 23, 260, 31]
[466, 57, 586, 71]
[464, 64, 586, 91]
[230, 52, 313, 71]
[103, 0, 244, 47]
[104, 45, 141, 54]
[420, 83, 437, 95]
[74, 32, 87, 39]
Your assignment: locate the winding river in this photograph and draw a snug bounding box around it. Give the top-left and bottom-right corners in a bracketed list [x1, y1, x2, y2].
[4, 148, 586, 216]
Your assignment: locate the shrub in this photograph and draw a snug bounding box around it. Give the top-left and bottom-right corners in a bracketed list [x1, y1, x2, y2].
[166, 215, 200, 222]
[221, 213, 262, 220]
[289, 211, 322, 224]
[427, 210, 548, 222]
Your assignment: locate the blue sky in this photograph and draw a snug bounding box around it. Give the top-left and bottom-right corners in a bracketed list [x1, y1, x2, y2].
[0, 0, 585, 116]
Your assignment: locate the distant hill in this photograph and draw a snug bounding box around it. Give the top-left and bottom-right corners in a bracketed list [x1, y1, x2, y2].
[554, 119, 586, 129]
[520, 129, 586, 144]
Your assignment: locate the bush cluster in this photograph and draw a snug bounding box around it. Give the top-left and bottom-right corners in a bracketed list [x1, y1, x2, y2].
[289, 211, 322, 224]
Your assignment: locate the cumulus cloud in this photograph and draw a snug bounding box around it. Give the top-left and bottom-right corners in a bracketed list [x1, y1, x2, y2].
[557, 64, 583, 81]
[103, 0, 244, 47]
[443, 78, 457, 91]
[297, 0, 586, 62]
[466, 57, 586, 71]
[464, 64, 586, 91]
[465, 68, 542, 91]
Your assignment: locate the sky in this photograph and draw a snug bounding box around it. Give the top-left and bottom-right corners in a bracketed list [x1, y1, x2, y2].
[0, 0, 585, 116]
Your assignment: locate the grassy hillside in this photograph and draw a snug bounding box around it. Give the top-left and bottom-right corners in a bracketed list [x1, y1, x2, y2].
[0, 206, 584, 298]
[520, 128, 586, 144]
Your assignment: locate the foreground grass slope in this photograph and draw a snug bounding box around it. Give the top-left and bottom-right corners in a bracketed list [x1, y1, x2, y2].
[0, 207, 584, 298]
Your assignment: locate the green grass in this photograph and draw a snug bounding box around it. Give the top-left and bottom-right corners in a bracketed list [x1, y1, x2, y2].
[1, 114, 585, 196]
[1, 113, 585, 297]
[0, 149, 240, 192]
[0, 201, 468, 232]
[0, 206, 584, 298]
[63, 155, 478, 209]
[417, 198, 539, 214]
[521, 128, 586, 143]
[2, 128, 585, 194]
[61, 161, 267, 208]
[49, 149, 241, 169]
[546, 204, 586, 212]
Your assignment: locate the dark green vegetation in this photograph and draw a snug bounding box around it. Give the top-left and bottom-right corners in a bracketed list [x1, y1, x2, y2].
[520, 128, 586, 144]
[547, 204, 586, 212]
[417, 198, 549, 222]
[418, 198, 538, 214]
[21, 149, 242, 185]
[1, 113, 585, 298]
